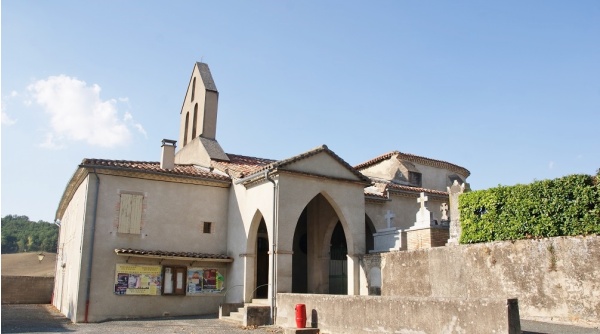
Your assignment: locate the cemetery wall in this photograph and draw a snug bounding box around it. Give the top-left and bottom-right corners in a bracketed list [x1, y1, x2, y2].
[1, 276, 54, 304]
[276, 293, 520, 334]
[378, 235, 600, 326]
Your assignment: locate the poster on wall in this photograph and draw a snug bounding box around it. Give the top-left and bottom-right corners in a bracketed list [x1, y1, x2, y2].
[187, 268, 225, 295]
[114, 264, 162, 295]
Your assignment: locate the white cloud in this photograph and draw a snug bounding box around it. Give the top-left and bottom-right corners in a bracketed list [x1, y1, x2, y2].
[1, 111, 17, 125]
[27, 75, 143, 148]
[39, 133, 66, 150]
[548, 161, 555, 169]
[1, 92, 18, 125]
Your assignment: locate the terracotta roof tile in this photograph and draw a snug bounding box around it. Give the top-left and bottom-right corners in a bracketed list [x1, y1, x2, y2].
[115, 248, 231, 260]
[366, 181, 448, 197]
[81, 159, 230, 181]
[354, 150, 470, 177]
[211, 154, 276, 178]
[216, 145, 371, 184]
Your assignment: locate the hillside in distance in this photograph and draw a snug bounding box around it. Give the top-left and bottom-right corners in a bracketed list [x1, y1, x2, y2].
[1, 252, 57, 277]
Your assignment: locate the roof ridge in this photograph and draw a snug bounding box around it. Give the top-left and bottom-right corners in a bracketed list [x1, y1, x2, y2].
[354, 150, 470, 177]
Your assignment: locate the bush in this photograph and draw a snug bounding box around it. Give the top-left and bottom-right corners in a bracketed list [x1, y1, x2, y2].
[459, 173, 600, 244]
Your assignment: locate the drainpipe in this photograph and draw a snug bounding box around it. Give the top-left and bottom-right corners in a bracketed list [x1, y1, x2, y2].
[265, 169, 278, 325]
[84, 168, 100, 323]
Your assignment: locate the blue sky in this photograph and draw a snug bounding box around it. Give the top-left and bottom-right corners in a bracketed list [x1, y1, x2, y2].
[2, 1, 599, 223]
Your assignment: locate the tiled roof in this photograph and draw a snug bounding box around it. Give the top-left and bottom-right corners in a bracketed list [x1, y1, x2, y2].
[115, 248, 232, 260]
[211, 154, 276, 178]
[366, 181, 448, 198]
[385, 182, 448, 196]
[81, 159, 230, 181]
[354, 151, 470, 177]
[215, 145, 371, 184]
[267, 145, 371, 183]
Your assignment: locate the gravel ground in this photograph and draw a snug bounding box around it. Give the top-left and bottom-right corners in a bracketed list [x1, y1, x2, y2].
[1, 304, 283, 334]
[3, 304, 599, 334]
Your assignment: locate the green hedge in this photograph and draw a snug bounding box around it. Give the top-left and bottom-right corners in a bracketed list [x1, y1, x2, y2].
[459, 172, 600, 244]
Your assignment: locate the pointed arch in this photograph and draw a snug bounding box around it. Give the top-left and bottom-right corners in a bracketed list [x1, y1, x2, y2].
[244, 209, 270, 300]
[191, 77, 196, 102]
[192, 104, 198, 139]
[365, 214, 375, 253]
[183, 112, 189, 146]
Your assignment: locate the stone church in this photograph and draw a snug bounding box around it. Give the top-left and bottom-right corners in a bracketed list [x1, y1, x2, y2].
[53, 62, 470, 323]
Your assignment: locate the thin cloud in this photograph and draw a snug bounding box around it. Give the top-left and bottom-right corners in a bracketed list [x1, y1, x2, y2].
[39, 133, 66, 150]
[548, 161, 555, 170]
[1, 91, 18, 125]
[1, 111, 17, 125]
[28, 75, 144, 148]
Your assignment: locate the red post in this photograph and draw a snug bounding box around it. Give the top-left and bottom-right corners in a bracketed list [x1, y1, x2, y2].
[295, 304, 306, 328]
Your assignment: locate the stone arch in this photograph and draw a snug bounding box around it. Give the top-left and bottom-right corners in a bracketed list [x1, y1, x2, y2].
[192, 104, 198, 139]
[244, 210, 270, 301]
[365, 214, 376, 253]
[183, 112, 189, 146]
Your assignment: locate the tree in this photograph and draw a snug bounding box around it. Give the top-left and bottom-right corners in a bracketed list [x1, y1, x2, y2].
[1, 215, 59, 254]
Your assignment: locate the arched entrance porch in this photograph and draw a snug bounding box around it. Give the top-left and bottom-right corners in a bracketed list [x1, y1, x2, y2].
[291, 193, 352, 294]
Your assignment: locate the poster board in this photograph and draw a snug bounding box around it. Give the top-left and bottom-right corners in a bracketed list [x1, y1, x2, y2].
[187, 267, 225, 295]
[114, 264, 161, 295]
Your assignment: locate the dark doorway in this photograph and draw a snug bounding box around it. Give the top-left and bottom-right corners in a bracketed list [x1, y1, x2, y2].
[255, 219, 269, 298]
[329, 222, 347, 294]
[292, 208, 308, 293]
[365, 215, 375, 253]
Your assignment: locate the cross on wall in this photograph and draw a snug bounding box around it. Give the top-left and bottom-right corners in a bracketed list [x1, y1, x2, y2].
[440, 203, 449, 221]
[417, 192, 428, 210]
[384, 210, 395, 229]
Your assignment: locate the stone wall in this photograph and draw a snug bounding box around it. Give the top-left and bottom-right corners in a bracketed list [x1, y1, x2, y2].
[1, 276, 54, 304]
[406, 226, 449, 250]
[377, 235, 600, 326]
[276, 293, 520, 334]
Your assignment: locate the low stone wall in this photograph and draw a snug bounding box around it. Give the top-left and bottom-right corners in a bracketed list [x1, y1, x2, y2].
[1, 276, 54, 304]
[276, 293, 520, 334]
[377, 235, 600, 326]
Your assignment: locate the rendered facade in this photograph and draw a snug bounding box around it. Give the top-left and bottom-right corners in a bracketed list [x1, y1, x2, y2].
[53, 62, 469, 323]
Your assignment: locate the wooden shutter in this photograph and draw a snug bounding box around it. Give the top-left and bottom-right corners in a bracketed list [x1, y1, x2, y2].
[118, 193, 143, 234]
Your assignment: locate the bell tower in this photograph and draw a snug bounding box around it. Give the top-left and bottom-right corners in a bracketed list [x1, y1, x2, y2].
[175, 62, 229, 166]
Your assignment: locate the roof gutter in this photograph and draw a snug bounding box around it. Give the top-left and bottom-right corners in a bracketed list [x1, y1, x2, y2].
[84, 169, 100, 323]
[265, 168, 278, 325]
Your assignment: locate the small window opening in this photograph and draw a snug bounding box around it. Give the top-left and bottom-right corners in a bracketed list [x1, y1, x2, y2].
[192, 104, 198, 139]
[191, 77, 196, 102]
[203, 222, 212, 234]
[409, 172, 422, 187]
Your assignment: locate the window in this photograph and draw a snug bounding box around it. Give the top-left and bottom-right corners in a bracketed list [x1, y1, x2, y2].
[118, 193, 143, 234]
[191, 104, 198, 139]
[409, 172, 422, 187]
[191, 77, 196, 102]
[203, 222, 212, 234]
[184, 112, 189, 145]
[162, 266, 187, 295]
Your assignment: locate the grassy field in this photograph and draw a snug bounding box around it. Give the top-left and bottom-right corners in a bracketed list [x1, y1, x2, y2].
[1, 252, 57, 277]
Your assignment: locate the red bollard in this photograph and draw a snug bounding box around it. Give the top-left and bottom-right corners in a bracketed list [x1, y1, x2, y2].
[295, 303, 306, 328]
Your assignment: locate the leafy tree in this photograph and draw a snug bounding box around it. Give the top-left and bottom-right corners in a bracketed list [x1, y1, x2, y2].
[1, 215, 59, 253]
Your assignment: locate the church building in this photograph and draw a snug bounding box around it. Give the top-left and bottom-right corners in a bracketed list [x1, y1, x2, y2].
[53, 62, 470, 323]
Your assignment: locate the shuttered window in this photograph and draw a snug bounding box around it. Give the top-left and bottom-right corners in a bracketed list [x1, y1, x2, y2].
[118, 193, 143, 234]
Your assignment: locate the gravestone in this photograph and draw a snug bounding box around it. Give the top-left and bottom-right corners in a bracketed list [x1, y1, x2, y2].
[446, 180, 466, 245]
[407, 192, 449, 250]
[440, 203, 449, 226]
[371, 210, 404, 252]
[413, 192, 432, 228]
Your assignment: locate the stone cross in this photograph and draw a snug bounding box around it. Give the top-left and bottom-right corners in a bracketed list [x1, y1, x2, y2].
[384, 210, 395, 229]
[447, 180, 467, 245]
[413, 192, 432, 228]
[440, 203, 449, 221]
[417, 193, 428, 210]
